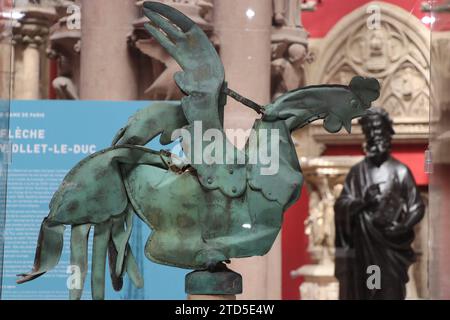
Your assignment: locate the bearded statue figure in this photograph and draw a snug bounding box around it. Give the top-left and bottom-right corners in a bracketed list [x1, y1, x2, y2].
[334, 107, 425, 300]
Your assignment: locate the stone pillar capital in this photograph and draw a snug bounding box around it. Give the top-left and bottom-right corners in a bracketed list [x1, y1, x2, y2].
[12, 6, 57, 47]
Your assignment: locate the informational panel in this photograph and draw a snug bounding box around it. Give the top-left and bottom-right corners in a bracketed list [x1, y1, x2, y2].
[1, 100, 187, 300]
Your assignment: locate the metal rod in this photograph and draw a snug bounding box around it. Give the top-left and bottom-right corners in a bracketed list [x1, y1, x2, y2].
[222, 87, 265, 115]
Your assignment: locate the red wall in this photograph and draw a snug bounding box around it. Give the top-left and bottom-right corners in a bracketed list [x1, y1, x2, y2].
[281, 186, 311, 300]
[281, 0, 430, 300]
[48, 60, 58, 100]
[303, 0, 427, 38]
[433, 0, 450, 31]
[325, 144, 429, 186]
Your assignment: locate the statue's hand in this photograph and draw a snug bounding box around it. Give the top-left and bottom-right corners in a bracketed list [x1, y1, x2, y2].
[363, 184, 381, 209]
[384, 223, 408, 236]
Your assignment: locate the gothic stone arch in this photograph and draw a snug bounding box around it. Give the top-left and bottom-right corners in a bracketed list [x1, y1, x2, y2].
[305, 1, 430, 145]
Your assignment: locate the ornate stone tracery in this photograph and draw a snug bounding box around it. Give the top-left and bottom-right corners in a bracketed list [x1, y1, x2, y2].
[305, 2, 430, 146]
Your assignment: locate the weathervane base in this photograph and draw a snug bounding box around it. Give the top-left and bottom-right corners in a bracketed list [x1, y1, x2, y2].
[185, 265, 242, 296]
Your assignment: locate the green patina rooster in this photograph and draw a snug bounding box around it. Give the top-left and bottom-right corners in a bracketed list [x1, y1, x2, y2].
[17, 2, 380, 299]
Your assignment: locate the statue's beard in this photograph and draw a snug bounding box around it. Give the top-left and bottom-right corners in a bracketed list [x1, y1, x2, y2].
[365, 137, 391, 164]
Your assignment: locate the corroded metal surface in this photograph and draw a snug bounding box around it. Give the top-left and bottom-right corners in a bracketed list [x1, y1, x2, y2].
[186, 264, 242, 295]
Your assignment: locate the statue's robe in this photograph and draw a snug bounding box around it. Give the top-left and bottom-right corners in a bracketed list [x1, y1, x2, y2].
[334, 156, 424, 300]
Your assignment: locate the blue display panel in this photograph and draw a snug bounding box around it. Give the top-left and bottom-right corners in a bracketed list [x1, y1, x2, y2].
[1, 100, 187, 300]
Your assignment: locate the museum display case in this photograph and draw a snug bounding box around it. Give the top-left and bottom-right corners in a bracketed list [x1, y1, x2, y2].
[0, 0, 448, 302]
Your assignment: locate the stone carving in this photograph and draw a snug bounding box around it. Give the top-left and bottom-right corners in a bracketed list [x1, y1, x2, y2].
[307, 2, 430, 144]
[271, 42, 307, 99]
[290, 156, 362, 300]
[10, 3, 58, 99]
[271, 0, 310, 100]
[302, 157, 361, 264]
[272, 0, 302, 27]
[132, 0, 214, 100]
[305, 183, 341, 263]
[12, 11, 55, 47]
[46, 0, 80, 99]
[298, 275, 339, 300]
[51, 55, 79, 99]
[135, 38, 183, 100]
[273, 0, 287, 26]
[323, 21, 429, 120]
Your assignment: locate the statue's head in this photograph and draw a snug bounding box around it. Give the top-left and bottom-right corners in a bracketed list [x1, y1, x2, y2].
[288, 43, 307, 65]
[359, 107, 395, 165]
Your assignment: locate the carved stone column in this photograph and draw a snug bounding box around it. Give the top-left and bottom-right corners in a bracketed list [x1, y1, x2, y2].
[0, 7, 13, 101]
[80, 0, 138, 100]
[213, 0, 274, 300]
[215, 0, 272, 133]
[21, 36, 41, 99]
[12, 5, 57, 99]
[290, 156, 362, 300]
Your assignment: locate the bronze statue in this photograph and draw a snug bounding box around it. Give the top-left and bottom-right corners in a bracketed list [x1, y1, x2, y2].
[334, 107, 425, 300]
